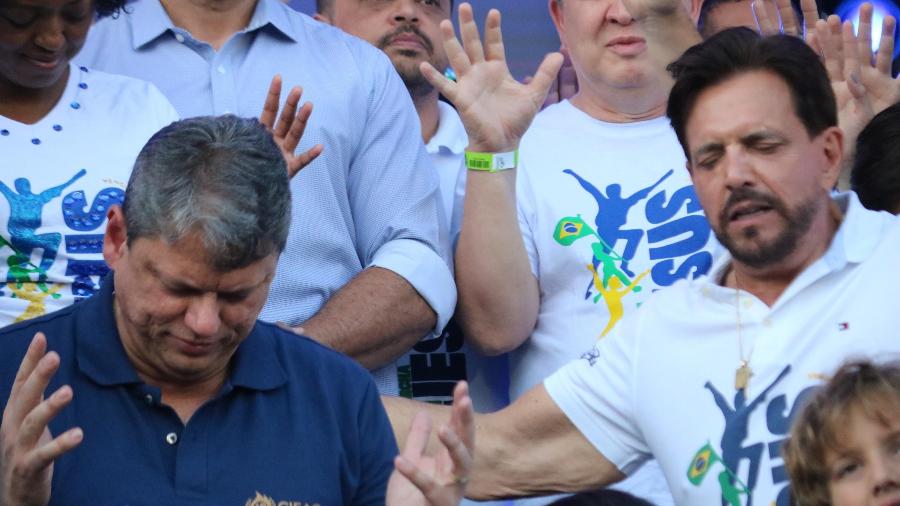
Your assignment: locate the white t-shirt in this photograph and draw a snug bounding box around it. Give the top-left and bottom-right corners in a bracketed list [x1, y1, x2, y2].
[546, 192, 900, 506]
[511, 100, 719, 505]
[0, 64, 178, 327]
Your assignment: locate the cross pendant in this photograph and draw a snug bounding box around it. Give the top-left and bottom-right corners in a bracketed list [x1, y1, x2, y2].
[735, 361, 752, 393]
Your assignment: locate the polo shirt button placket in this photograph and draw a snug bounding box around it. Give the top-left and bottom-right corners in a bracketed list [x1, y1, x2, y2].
[166, 432, 179, 445]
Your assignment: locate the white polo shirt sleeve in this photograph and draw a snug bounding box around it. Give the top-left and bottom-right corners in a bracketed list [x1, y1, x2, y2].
[544, 310, 652, 476]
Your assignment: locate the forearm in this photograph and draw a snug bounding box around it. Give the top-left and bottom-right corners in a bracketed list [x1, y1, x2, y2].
[383, 386, 623, 501]
[467, 386, 624, 500]
[302, 267, 436, 370]
[455, 169, 540, 356]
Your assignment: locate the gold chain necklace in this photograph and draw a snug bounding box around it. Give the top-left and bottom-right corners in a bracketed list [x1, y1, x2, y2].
[733, 269, 754, 395]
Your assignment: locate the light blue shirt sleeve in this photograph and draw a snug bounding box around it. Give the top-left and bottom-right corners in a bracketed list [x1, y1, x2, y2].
[77, 0, 456, 339]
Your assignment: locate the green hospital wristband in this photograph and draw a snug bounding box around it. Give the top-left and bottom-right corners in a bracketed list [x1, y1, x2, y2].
[465, 150, 518, 172]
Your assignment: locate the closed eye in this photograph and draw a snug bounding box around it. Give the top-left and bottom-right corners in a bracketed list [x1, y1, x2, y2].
[831, 458, 861, 481]
[0, 7, 37, 27]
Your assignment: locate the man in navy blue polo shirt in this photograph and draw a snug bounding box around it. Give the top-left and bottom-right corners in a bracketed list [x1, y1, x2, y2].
[0, 115, 400, 505]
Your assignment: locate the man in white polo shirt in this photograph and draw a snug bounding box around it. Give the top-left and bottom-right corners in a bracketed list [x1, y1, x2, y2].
[385, 11, 900, 506]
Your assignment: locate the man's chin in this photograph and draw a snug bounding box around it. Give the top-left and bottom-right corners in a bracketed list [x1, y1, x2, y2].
[721, 235, 798, 269]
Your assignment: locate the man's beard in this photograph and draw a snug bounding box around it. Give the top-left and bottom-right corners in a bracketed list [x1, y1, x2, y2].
[376, 25, 443, 99]
[393, 58, 436, 98]
[714, 187, 819, 269]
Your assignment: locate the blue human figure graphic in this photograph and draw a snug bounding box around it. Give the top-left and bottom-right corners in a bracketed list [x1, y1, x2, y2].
[704, 365, 791, 506]
[562, 168, 673, 298]
[0, 170, 87, 282]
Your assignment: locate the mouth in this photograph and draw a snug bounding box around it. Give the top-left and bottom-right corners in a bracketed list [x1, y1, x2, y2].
[606, 36, 647, 56]
[171, 336, 217, 357]
[23, 54, 63, 71]
[387, 34, 430, 53]
[728, 201, 775, 223]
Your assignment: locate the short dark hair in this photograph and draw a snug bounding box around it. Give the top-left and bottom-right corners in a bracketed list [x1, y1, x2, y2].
[549, 489, 654, 506]
[697, 0, 804, 38]
[667, 28, 836, 160]
[697, 0, 747, 38]
[96, 0, 128, 17]
[124, 116, 291, 271]
[851, 102, 900, 213]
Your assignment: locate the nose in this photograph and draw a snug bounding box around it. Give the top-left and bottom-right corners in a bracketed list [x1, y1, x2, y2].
[34, 14, 66, 53]
[391, 0, 421, 23]
[872, 452, 900, 496]
[607, 0, 635, 25]
[184, 293, 222, 338]
[722, 146, 756, 191]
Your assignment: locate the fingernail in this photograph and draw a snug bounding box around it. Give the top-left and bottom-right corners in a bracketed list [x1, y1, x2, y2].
[70, 428, 83, 442]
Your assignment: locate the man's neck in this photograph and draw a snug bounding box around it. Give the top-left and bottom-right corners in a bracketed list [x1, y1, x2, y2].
[726, 199, 843, 306]
[413, 90, 441, 144]
[159, 0, 258, 50]
[569, 80, 668, 123]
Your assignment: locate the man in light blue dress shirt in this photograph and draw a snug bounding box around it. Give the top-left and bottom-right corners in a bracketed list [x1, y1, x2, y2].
[77, 0, 456, 394]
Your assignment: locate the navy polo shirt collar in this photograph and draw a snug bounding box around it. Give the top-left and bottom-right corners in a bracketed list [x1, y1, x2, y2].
[74, 275, 140, 386]
[75, 274, 287, 392]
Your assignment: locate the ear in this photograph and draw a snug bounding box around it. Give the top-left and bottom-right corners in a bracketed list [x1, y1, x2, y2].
[685, 0, 703, 24]
[818, 125, 844, 192]
[685, 159, 694, 177]
[549, 0, 566, 43]
[103, 205, 128, 270]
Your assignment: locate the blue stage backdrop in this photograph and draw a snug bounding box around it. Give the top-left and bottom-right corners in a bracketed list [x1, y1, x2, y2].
[287, 0, 562, 81]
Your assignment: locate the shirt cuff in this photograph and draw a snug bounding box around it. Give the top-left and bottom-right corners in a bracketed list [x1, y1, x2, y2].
[369, 238, 457, 340]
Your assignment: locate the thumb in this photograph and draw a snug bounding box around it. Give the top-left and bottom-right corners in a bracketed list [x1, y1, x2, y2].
[526, 52, 565, 105]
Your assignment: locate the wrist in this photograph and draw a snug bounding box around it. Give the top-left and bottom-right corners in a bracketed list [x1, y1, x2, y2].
[465, 150, 519, 172]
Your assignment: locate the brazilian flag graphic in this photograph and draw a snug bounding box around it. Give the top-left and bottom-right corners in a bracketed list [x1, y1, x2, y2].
[553, 215, 595, 246]
[687, 442, 722, 485]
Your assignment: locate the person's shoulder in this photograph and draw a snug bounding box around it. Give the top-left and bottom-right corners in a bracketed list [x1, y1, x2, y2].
[634, 274, 712, 319]
[74, 65, 177, 128]
[0, 305, 80, 367]
[77, 65, 163, 98]
[276, 6, 390, 66]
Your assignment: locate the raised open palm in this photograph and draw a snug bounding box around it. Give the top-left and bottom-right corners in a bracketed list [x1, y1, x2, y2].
[419, 3, 563, 153]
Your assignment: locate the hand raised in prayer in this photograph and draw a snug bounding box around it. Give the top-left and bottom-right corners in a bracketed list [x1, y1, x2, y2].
[259, 75, 325, 179]
[386, 382, 475, 506]
[1, 333, 82, 506]
[419, 3, 563, 153]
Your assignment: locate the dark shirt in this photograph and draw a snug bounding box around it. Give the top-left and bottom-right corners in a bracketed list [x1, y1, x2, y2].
[0, 276, 397, 505]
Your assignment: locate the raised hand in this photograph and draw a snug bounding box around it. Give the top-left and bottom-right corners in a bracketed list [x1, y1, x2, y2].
[259, 75, 324, 179]
[386, 382, 475, 506]
[752, 0, 820, 49]
[419, 3, 563, 153]
[1, 333, 82, 506]
[849, 4, 899, 115]
[816, 5, 899, 175]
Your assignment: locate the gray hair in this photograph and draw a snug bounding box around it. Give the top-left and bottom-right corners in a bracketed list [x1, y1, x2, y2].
[123, 115, 291, 271]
